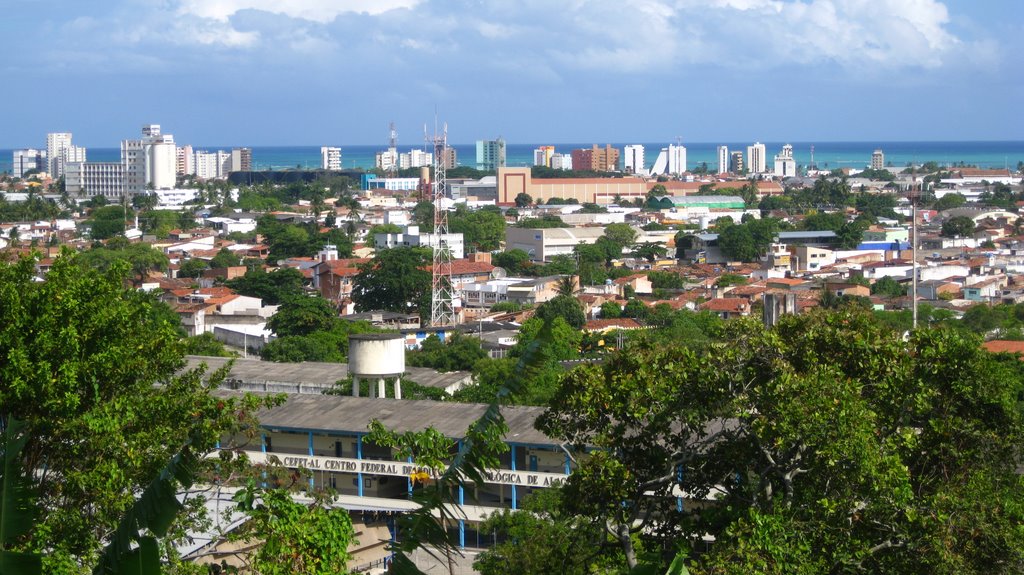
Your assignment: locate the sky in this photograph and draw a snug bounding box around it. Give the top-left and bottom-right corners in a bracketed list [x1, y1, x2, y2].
[2, 0, 1022, 148]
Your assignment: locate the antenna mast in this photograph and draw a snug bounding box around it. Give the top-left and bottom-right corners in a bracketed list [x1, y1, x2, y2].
[387, 121, 398, 179]
[430, 121, 455, 327]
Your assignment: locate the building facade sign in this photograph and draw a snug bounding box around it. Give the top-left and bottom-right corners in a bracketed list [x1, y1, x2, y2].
[247, 451, 567, 487]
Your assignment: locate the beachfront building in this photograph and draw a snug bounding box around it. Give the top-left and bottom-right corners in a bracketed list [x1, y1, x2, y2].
[533, 146, 555, 167]
[773, 144, 797, 177]
[64, 161, 124, 199]
[176, 145, 193, 176]
[623, 145, 645, 174]
[729, 151, 744, 174]
[399, 149, 432, 169]
[475, 139, 506, 171]
[321, 146, 342, 170]
[571, 144, 619, 172]
[649, 144, 687, 177]
[12, 149, 46, 178]
[747, 142, 766, 174]
[717, 145, 729, 174]
[871, 149, 885, 170]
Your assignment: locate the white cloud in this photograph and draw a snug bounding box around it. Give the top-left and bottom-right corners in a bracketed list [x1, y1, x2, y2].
[176, 0, 421, 23]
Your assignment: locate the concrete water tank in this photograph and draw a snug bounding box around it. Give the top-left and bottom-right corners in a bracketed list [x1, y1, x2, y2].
[348, 333, 406, 399]
[349, 333, 406, 378]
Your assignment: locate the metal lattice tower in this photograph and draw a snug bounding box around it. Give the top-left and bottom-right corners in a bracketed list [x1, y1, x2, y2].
[430, 122, 455, 327]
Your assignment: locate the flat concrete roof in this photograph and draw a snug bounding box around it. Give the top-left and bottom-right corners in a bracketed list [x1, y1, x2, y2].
[218, 391, 554, 446]
[183, 356, 470, 391]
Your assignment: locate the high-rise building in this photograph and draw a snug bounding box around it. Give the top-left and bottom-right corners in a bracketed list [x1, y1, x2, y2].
[571, 144, 619, 172]
[321, 146, 342, 170]
[375, 148, 398, 172]
[231, 147, 252, 172]
[65, 162, 124, 199]
[773, 144, 797, 177]
[122, 124, 176, 194]
[193, 150, 230, 180]
[717, 146, 729, 174]
[623, 145, 645, 174]
[729, 151, 745, 174]
[650, 144, 687, 176]
[871, 149, 885, 170]
[746, 142, 766, 174]
[12, 149, 46, 178]
[438, 146, 457, 170]
[46, 132, 73, 177]
[533, 146, 555, 167]
[475, 139, 506, 171]
[176, 145, 194, 175]
[550, 153, 572, 170]
[399, 149, 432, 169]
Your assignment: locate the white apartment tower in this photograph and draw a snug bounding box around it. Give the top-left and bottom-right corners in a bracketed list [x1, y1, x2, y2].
[46, 132, 85, 178]
[746, 142, 766, 174]
[717, 146, 729, 174]
[871, 149, 885, 170]
[623, 145, 645, 174]
[122, 125, 176, 195]
[399, 149, 432, 169]
[321, 146, 342, 170]
[649, 144, 686, 176]
[773, 144, 797, 177]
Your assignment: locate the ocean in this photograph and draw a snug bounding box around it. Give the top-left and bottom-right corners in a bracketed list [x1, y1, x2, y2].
[3, 141, 1022, 176]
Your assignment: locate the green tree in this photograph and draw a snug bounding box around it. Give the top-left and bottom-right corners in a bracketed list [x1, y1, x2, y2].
[534, 295, 586, 330]
[407, 333, 488, 373]
[88, 205, 127, 240]
[537, 311, 1024, 573]
[492, 249, 532, 275]
[78, 240, 169, 282]
[0, 252, 273, 571]
[871, 276, 906, 298]
[267, 295, 338, 337]
[449, 205, 506, 251]
[933, 193, 967, 211]
[603, 223, 639, 251]
[209, 247, 240, 269]
[226, 267, 305, 305]
[630, 241, 668, 262]
[230, 484, 356, 575]
[474, 488, 614, 575]
[177, 258, 210, 279]
[718, 224, 758, 261]
[600, 301, 622, 318]
[514, 192, 533, 208]
[621, 298, 649, 320]
[352, 247, 432, 318]
[941, 215, 976, 238]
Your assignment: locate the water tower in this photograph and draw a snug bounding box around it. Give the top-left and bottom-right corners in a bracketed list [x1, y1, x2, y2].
[348, 333, 406, 399]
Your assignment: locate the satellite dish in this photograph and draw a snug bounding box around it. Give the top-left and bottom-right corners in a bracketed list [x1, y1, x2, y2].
[491, 267, 507, 279]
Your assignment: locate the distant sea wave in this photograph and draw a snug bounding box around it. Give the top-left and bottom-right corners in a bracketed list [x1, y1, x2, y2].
[3, 141, 1022, 176]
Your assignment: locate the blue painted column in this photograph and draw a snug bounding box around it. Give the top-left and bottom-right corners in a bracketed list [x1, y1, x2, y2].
[407, 455, 414, 497]
[676, 465, 683, 513]
[564, 452, 571, 476]
[510, 444, 517, 510]
[308, 432, 315, 490]
[260, 433, 268, 488]
[458, 440, 465, 549]
[357, 435, 364, 497]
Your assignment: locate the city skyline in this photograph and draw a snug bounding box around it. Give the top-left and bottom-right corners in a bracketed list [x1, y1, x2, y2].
[3, 0, 1021, 148]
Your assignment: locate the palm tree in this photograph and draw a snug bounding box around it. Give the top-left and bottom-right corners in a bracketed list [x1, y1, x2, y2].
[555, 274, 577, 297]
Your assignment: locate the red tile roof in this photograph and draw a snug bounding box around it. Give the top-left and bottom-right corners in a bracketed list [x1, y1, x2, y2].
[982, 340, 1024, 356]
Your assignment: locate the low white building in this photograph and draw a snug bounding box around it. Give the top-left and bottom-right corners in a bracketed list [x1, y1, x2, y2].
[374, 225, 465, 259]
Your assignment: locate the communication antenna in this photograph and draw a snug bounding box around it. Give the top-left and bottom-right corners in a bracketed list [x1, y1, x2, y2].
[387, 121, 398, 179]
[430, 119, 455, 327]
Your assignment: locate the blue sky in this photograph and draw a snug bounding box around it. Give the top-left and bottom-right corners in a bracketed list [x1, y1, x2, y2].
[3, 0, 1021, 148]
